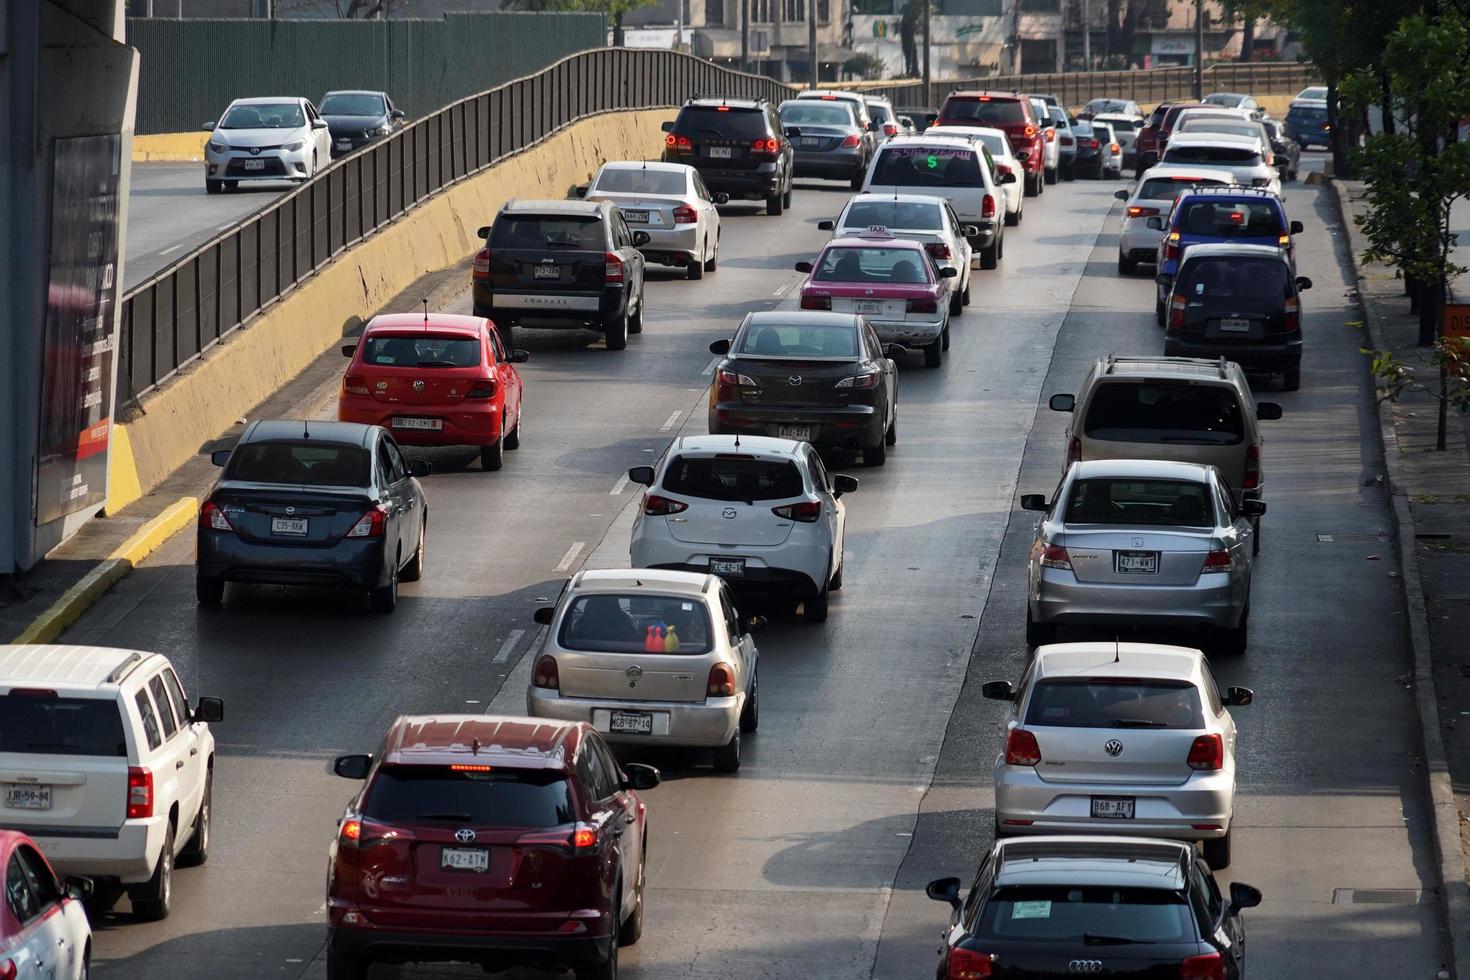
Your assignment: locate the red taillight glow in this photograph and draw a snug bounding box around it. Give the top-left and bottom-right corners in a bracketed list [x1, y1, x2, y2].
[773, 500, 821, 522]
[466, 379, 497, 399]
[836, 371, 881, 389]
[751, 138, 780, 155]
[1110, 142, 1121, 153]
[532, 655, 560, 690]
[1045, 128, 1056, 143]
[1127, 206, 1159, 218]
[1023, 125, 1037, 139]
[981, 194, 996, 218]
[199, 500, 233, 533]
[605, 252, 625, 283]
[1040, 544, 1071, 569]
[642, 493, 689, 516]
[947, 947, 995, 979]
[347, 505, 388, 538]
[1004, 729, 1042, 766]
[907, 297, 938, 314]
[1169, 296, 1187, 331]
[1181, 952, 1227, 980]
[925, 242, 952, 260]
[1201, 550, 1232, 573]
[572, 826, 598, 849]
[1066, 436, 1081, 466]
[343, 374, 369, 396]
[883, 123, 899, 136]
[472, 248, 491, 281]
[1187, 733, 1224, 771]
[340, 819, 362, 842]
[0, 959, 16, 980]
[665, 133, 692, 152]
[801, 294, 832, 310]
[450, 764, 493, 772]
[672, 204, 698, 224]
[127, 766, 153, 819]
[1082, 137, 1099, 149]
[707, 662, 736, 697]
[1163, 232, 1182, 262]
[1244, 445, 1261, 490]
[840, 134, 861, 148]
[1284, 297, 1300, 332]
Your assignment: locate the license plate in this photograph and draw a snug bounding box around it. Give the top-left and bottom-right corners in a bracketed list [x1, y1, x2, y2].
[710, 557, 746, 577]
[777, 425, 812, 441]
[708, 146, 732, 159]
[242, 158, 266, 171]
[1091, 796, 1135, 819]
[854, 300, 883, 315]
[271, 517, 308, 536]
[621, 209, 650, 223]
[1115, 550, 1159, 574]
[336, 140, 352, 150]
[391, 417, 442, 430]
[1219, 317, 1252, 332]
[534, 264, 559, 280]
[801, 137, 821, 147]
[4, 785, 51, 810]
[440, 847, 489, 872]
[610, 711, 654, 734]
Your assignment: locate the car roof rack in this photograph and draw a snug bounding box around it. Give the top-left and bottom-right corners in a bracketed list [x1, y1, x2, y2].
[105, 651, 147, 684]
[1218, 356, 1231, 379]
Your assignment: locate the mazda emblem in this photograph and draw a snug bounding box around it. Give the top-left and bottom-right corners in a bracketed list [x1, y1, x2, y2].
[454, 828, 476, 843]
[284, 506, 295, 515]
[721, 507, 737, 520]
[1104, 739, 1124, 757]
[1068, 961, 1104, 974]
[787, 375, 803, 386]
[413, 380, 426, 392]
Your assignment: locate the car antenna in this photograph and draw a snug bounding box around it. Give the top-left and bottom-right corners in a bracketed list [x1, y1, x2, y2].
[1114, 637, 1121, 663]
[302, 419, 310, 440]
[734, 432, 740, 450]
[422, 296, 429, 328]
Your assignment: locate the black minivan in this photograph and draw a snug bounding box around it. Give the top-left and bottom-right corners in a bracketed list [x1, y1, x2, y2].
[661, 97, 795, 215]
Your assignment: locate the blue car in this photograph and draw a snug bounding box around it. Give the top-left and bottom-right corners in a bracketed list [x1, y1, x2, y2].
[1285, 100, 1331, 149]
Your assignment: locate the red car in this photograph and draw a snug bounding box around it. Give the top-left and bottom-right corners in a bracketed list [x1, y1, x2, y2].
[0, 830, 93, 980]
[339, 313, 527, 471]
[325, 715, 660, 980]
[933, 91, 1047, 197]
[1135, 100, 1210, 176]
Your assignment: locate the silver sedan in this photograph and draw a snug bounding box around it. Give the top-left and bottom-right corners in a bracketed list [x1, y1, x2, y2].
[1020, 459, 1260, 653]
[582, 161, 726, 279]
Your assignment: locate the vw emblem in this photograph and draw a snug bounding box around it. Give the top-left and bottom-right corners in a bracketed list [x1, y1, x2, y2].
[1104, 739, 1124, 757]
[284, 506, 295, 516]
[249, 146, 261, 155]
[454, 828, 476, 843]
[787, 375, 803, 386]
[721, 507, 737, 520]
[413, 380, 426, 392]
[1131, 536, 1145, 548]
[1068, 961, 1104, 974]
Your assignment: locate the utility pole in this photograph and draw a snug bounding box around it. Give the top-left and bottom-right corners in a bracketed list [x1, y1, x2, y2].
[741, 0, 750, 72]
[1081, 0, 1090, 69]
[1193, 0, 1203, 99]
[921, 0, 930, 103]
[808, 0, 818, 87]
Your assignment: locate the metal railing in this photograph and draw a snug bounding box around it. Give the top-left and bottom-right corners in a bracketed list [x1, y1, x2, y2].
[118, 49, 791, 403]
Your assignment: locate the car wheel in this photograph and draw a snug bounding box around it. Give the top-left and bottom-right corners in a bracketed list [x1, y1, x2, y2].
[962, 275, 972, 306]
[803, 584, 830, 624]
[740, 669, 760, 732]
[1025, 607, 1056, 648]
[1202, 829, 1232, 870]
[1155, 296, 1166, 327]
[177, 770, 211, 867]
[949, 288, 963, 316]
[782, 182, 793, 207]
[369, 552, 399, 613]
[712, 728, 742, 772]
[1004, 207, 1019, 227]
[326, 947, 372, 980]
[704, 235, 719, 272]
[865, 437, 886, 467]
[400, 516, 426, 582]
[1063, 162, 1076, 181]
[195, 573, 224, 606]
[1118, 253, 1136, 276]
[923, 336, 943, 368]
[1283, 367, 1302, 391]
[205, 179, 223, 195]
[129, 824, 174, 921]
[687, 250, 705, 280]
[481, 427, 505, 471]
[1023, 173, 1038, 198]
[627, 295, 644, 335]
[80, 946, 91, 980]
[885, 411, 897, 446]
[1252, 516, 1261, 556]
[767, 192, 784, 216]
[618, 871, 644, 946]
[1044, 166, 1057, 185]
[504, 408, 522, 450]
[829, 555, 844, 592]
[942, 324, 951, 351]
[980, 242, 998, 270]
[606, 310, 629, 350]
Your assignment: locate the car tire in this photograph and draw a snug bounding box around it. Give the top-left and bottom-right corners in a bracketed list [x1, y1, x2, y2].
[829, 556, 844, 592]
[1155, 296, 1166, 327]
[129, 824, 174, 922]
[1025, 607, 1056, 648]
[1202, 829, 1232, 870]
[962, 275, 972, 306]
[1063, 162, 1076, 181]
[1044, 166, 1057, 185]
[782, 181, 793, 208]
[1283, 367, 1301, 391]
[980, 242, 999, 270]
[850, 171, 865, 191]
[618, 870, 645, 946]
[740, 670, 760, 732]
[767, 192, 784, 216]
[481, 423, 505, 471]
[504, 409, 522, 450]
[1023, 173, 1038, 198]
[1004, 208, 1019, 227]
[1218, 607, 1249, 656]
[687, 253, 705, 280]
[401, 517, 426, 582]
[1118, 253, 1136, 276]
[369, 552, 399, 614]
[923, 336, 943, 368]
[177, 770, 212, 867]
[865, 437, 886, 467]
[704, 236, 719, 272]
[627, 295, 644, 335]
[606, 310, 630, 350]
[885, 412, 897, 446]
[195, 573, 224, 606]
[205, 180, 223, 194]
[85, 881, 126, 914]
[803, 584, 830, 623]
[949, 288, 964, 316]
[712, 728, 742, 773]
[326, 948, 372, 980]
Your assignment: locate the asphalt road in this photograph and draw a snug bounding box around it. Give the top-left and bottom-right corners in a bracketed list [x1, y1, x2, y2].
[76, 154, 1445, 978]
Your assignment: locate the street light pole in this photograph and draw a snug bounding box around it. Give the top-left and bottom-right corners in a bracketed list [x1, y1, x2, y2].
[921, 0, 930, 103]
[1081, 0, 1090, 69]
[1193, 0, 1204, 99]
[741, 0, 750, 72]
[808, 0, 818, 87]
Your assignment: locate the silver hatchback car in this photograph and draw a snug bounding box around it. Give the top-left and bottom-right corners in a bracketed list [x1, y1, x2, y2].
[1021, 459, 1261, 653]
[981, 642, 1254, 868]
[528, 568, 761, 773]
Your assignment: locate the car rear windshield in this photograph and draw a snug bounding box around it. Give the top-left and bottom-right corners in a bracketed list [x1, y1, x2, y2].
[1175, 199, 1282, 237]
[842, 200, 942, 232]
[0, 694, 127, 756]
[1163, 145, 1262, 166]
[779, 102, 855, 127]
[871, 145, 984, 187]
[662, 455, 805, 502]
[1179, 256, 1291, 300]
[1204, 94, 1245, 107]
[941, 97, 1026, 125]
[319, 94, 386, 116]
[1091, 123, 1115, 142]
[559, 594, 714, 654]
[1289, 105, 1328, 123]
[594, 168, 687, 195]
[362, 765, 575, 828]
[1098, 116, 1137, 132]
[815, 246, 931, 284]
[220, 103, 304, 129]
[1087, 99, 1132, 115]
[363, 334, 480, 368]
[978, 885, 1195, 943]
[736, 320, 858, 358]
[1178, 119, 1261, 140]
[1083, 382, 1244, 446]
[1025, 678, 1205, 729]
[492, 216, 606, 250]
[868, 103, 893, 124]
[676, 105, 770, 140]
[226, 441, 371, 487]
[1137, 177, 1228, 201]
[1065, 479, 1215, 527]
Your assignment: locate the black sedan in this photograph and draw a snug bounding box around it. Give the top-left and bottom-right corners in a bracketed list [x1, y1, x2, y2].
[320, 90, 404, 157]
[1262, 118, 1301, 181]
[778, 99, 871, 189]
[707, 311, 903, 466]
[196, 420, 429, 612]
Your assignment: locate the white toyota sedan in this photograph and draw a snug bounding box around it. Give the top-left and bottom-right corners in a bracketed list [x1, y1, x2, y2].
[202, 96, 332, 193]
[1114, 165, 1237, 274]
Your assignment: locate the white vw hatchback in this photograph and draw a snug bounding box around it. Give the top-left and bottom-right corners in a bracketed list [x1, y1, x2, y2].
[628, 435, 856, 623]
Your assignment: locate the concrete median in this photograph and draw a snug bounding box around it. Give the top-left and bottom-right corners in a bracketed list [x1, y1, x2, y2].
[132, 131, 209, 162]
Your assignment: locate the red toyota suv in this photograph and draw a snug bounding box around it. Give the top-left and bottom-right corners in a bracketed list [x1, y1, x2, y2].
[933, 91, 1047, 197]
[325, 715, 660, 980]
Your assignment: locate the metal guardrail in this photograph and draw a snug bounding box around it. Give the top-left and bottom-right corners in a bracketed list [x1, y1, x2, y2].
[118, 49, 791, 403]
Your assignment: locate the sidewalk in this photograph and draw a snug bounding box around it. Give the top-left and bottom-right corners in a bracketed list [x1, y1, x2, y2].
[1335, 179, 1470, 974]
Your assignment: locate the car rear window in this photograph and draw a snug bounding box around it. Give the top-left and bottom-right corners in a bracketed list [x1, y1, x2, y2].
[815, 246, 930, 284]
[1092, 123, 1115, 143]
[1065, 478, 1215, 527]
[363, 334, 480, 368]
[1175, 199, 1282, 237]
[1178, 120, 1261, 141]
[843, 200, 942, 232]
[1025, 678, 1205, 729]
[226, 441, 371, 487]
[662, 455, 805, 502]
[1137, 177, 1228, 201]
[594, 168, 687, 195]
[1289, 105, 1328, 123]
[492, 215, 606, 250]
[1163, 145, 1262, 166]
[736, 320, 858, 358]
[872, 145, 984, 187]
[676, 105, 770, 140]
[1086, 99, 1132, 115]
[1084, 382, 1244, 446]
[0, 694, 126, 756]
[1180, 256, 1291, 300]
[1099, 116, 1137, 132]
[868, 103, 892, 124]
[363, 765, 575, 828]
[780, 102, 854, 127]
[560, 594, 714, 654]
[941, 97, 1025, 125]
[979, 885, 1195, 943]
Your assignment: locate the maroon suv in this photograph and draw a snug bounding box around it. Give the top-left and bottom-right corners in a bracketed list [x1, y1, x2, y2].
[933, 91, 1047, 197]
[325, 715, 660, 980]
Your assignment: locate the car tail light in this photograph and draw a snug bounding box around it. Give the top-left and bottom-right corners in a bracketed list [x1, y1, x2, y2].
[1201, 550, 1232, 574]
[840, 134, 861, 148]
[883, 123, 899, 136]
[707, 662, 736, 697]
[1004, 729, 1042, 766]
[1082, 137, 1099, 149]
[642, 493, 688, 516]
[1181, 952, 1227, 980]
[1111, 142, 1121, 153]
[1187, 733, 1224, 771]
[1243, 445, 1261, 490]
[472, 248, 491, 281]
[572, 824, 599, 851]
[751, 137, 780, 155]
[466, 379, 497, 399]
[801, 294, 831, 310]
[715, 368, 756, 402]
[199, 500, 233, 533]
[1039, 544, 1071, 570]
[1127, 206, 1159, 218]
[127, 766, 153, 819]
[907, 297, 938, 314]
[1169, 296, 1187, 331]
[1045, 128, 1056, 143]
[347, 505, 388, 538]
[1284, 297, 1300, 332]
[925, 242, 952, 260]
[605, 252, 625, 283]
[532, 655, 560, 690]
[773, 500, 821, 522]
[1277, 233, 1291, 247]
[342, 374, 370, 396]
[1163, 231, 1182, 262]
[0, 959, 14, 980]
[518, 822, 600, 853]
[836, 371, 881, 389]
[947, 947, 995, 979]
[1023, 124, 1037, 139]
[981, 194, 996, 218]
[6, 689, 57, 699]
[339, 818, 363, 845]
[665, 133, 692, 153]
[1066, 436, 1081, 466]
[672, 204, 698, 224]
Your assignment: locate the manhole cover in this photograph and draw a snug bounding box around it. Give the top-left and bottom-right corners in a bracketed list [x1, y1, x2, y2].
[1331, 888, 1421, 904]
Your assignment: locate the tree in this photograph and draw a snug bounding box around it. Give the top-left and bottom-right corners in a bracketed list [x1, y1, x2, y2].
[845, 52, 888, 80]
[899, 0, 921, 78]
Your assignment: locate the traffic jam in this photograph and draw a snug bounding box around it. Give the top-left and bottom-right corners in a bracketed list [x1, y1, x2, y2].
[2, 82, 1335, 980]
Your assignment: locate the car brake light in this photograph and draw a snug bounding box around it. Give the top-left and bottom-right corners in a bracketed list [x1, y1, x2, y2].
[925, 242, 952, 260]
[1201, 549, 1232, 574]
[605, 252, 624, 283]
[472, 248, 491, 281]
[772, 500, 821, 522]
[1004, 729, 1042, 766]
[836, 371, 881, 389]
[1243, 445, 1261, 490]
[1169, 296, 1187, 331]
[1066, 436, 1081, 465]
[907, 297, 938, 314]
[1187, 733, 1224, 771]
[572, 825, 599, 850]
[665, 133, 692, 153]
[1127, 206, 1159, 217]
[339, 818, 362, 843]
[1284, 297, 1300, 332]
[1163, 231, 1181, 262]
[127, 766, 153, 819]
[342, 374, 369, 396]
[751, 137, 779, 155]
[347, 504, 388, 538]
[642, 493, 688, 516]
[1181, 952, 1227, 980]
[947, 947, 995, 979]
[1111, 142, 1120, 153]
[1039, 544, 1071, 569]
[5, 689, 57, 699]
[1082, 137, 1099, 149]
[801, 294, 831, 311]
[981, 194, 996, 218]
[707, 662, 736, 697]
[672, 204, 698, 224]
[1060, 136, 1074, 146]
[199, 500, 233, 532]
[532, 654, 560, 690]
[883, 123, 898, 136]
[450, 764, 493, 772]
[466, 379, 497, 399]
[1023, 124, 1037, 139]
[840, 134, 861, 148]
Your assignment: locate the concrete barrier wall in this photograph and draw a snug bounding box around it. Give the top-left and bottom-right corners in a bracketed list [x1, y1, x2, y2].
[133, 131, 208, 162]
[107, 108, 669, 507]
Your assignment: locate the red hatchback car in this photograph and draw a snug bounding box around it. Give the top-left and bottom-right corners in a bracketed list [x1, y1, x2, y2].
[325, 715, 660, 980]
[339, 313, 527, 471]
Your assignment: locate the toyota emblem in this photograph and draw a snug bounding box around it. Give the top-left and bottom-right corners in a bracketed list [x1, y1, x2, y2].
[454, 828, 476, 843]
[413, 380, 426, 392]
[1068, 961, 1104, 974]
[787, 375, 803, 386]
[721, 507, 737, 520]
[1104, 739, 1124, 757]
[249, 146, 261, 155]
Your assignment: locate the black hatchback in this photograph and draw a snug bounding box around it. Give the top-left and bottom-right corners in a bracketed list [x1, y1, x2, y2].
[927, 836, 1261, 979]
[707, 311, 904, 466]
[662, 97, 795, 215]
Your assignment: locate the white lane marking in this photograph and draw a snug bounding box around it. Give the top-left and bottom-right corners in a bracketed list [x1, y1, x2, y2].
[658, 410, 682, 432]
[158, 243, 185, 256]
[554, 541, 585, 573]
[701, 356, 720, 376]
[773, 282, 792, 296]
[493, 629, 526, 664]
[610, 473, 630, 496]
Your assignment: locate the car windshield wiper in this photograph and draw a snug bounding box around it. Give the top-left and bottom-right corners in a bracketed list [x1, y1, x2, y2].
[1083, 933, 1155, 945]
[1109, 718, 1167, 728]
[415, 811, 473, 821]
[1158, 436, 1224, 444]
[414, 361, 458, 368]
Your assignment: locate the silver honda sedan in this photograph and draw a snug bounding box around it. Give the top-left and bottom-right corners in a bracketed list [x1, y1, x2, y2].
[1020, 459, 1260, 653]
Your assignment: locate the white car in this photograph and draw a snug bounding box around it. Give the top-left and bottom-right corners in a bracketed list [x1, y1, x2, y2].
[0, 833, 92, 979]
[628, 435, 856, 623]
[982, 641, 1253, 869]
[1093, 112, 1141, 168]
[582, 161, 725, 280]
[915, 125, 1024, 225]
[1160, 133, 1282, 196]
[1088, 120, 1125, 178]
[1114, 165, 1238, 274]
[0, 645, 223, 921]
[527, 568, 761, 771]
[819, 193, 975, 311]
[202, 96, 332, 194]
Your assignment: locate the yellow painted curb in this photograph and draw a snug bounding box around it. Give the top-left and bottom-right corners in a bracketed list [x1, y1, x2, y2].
[133, 131, 209, 163]
[105, 423, 144, 515]
[11, 497, 200, 644]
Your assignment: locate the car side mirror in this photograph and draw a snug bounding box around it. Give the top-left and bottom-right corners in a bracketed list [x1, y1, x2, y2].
[1241, 499, 1267, 517]
[1155, 272, 1173, 287]
[867, 121, 878, 132]
[622, 762, 661, 791]
[1146, 216, 1164, 230]
[341, 344, 357, 357]
[1019, 494, 1048, 512]
[817, 220, 835, 231]
[1295, 276, 1313, 291]
[785, 126, 802, 138]
[533, 606, 555, 626]
[1228, 881, 1262, 912]
[1114, 189, 1129, 200]
[962, 224, 980, 237]
[1290, 220, 1304, 234]
[925, 876, 962, 910]
[742, 614, 768, 634]
[998, 171, 1017, 185]
[939, 267, 958, 279]
[832, 474, 859, 498]
[660, 120, 675, 132]
[883, 343, 907, 359]
[202, 121, 215, 131]
[409, 459, 432, 478]
[192, 697, 225, 723]
[509, 349, 530, 363]
[1049, 393, 1075, 413]
[981, 680, 1016, 702]
[709, 338, 731, 355]
[633, 231, 652, 246]
[65, 876, 93, 902]
[795, 261, 813, 273]
[332, 753, 372, 780]
[312, 119, 329, 130]
[210, 449, 232, 467]
[1256, 401, 1282, 421]
[390, 109, 406, 120]
[477, 225, 491, 240]
[1226, 686, 1254, 706]
[628, 465, 656, 486]
[572, 184, 589, 199]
